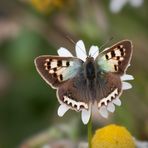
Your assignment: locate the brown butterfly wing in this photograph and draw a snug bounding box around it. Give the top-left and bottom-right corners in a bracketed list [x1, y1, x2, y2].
[96, 72, 122, 108]
[34, 56, 83, 89]
[95, 40, 133, 108]
[57, 74, 91, 111]
[35, 55, 90, 111]
[96, 40, 133, 75]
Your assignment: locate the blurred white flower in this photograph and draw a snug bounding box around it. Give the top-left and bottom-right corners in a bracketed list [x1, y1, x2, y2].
[110, 0, 144, 13]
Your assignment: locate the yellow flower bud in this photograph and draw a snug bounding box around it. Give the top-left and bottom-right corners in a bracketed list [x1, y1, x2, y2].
[92, 124, 135, 148]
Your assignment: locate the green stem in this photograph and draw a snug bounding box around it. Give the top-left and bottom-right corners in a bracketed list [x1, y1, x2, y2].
[88, 115, 92, 148]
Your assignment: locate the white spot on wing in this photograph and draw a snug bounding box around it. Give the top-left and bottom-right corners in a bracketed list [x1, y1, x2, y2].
[45, 59, 50, 62]
[119, 57, 124, 61]
[49, 69, 54, 74]
[45, 67, 48, 70]
[115, 50, 121, 56]
[120, 45, 124, 48]
[50, 61, 58, 68]
[56, 67, 66, 75]
[107, 52, 112, 59]
[98, 88, 118, 108]
[62, 61, 67, 66]
[44, 63, 48, 67]
[63, 96, 88, 111]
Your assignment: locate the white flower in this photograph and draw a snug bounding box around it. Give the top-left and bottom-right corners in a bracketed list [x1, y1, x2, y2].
[57, 40, 133, 124]
[110, 0, 144, 13]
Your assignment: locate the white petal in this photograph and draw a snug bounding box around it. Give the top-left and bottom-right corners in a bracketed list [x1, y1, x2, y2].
[99, 106, 108, 118]
[112, 97, 121, 106]
[57, 47, 73, 57]
[89, 46, 99, 59]
[121, 74, 134, 81]
[122, 82, 132, 90]
[81, 108, 91, 125]
[107, 102, 115, 112]
[130, 0, 143, 7]
[110, 0, 128, 13]
[75, 40, 87, 61]
[57, 104, 70, 117]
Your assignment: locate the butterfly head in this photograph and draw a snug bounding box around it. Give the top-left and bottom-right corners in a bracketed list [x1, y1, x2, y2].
[87, 52, 94, 60]
[86, 55, 94, 60]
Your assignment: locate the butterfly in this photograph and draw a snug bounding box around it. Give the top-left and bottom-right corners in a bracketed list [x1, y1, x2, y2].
[34, 40, 133, 113]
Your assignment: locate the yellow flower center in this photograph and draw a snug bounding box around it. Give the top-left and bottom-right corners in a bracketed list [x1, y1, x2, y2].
[92, 124, 135, 148]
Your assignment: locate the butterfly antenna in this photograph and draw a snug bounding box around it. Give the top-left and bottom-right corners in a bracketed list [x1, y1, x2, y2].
[91, 37, 114, 57]
[100, 36, 114, 50]
[66, 35, 86, 55]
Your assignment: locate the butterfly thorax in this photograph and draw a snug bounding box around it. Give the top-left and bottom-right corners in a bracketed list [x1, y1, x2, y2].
[84, 57, 96, 81]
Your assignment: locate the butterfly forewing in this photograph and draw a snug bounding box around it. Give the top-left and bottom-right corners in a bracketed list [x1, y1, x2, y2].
[34, 56, 83, 88]
[96, 40, 133, 75]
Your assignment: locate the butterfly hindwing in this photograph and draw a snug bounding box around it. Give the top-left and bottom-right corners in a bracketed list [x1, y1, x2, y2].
[95, 72, 122, 108]
[34, 56, 83, 88]
[96, 40, 133, 75]
[57, 74, 90, 111]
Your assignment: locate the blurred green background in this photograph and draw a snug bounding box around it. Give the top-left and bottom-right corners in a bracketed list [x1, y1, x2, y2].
[0, 0, 148, 147]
